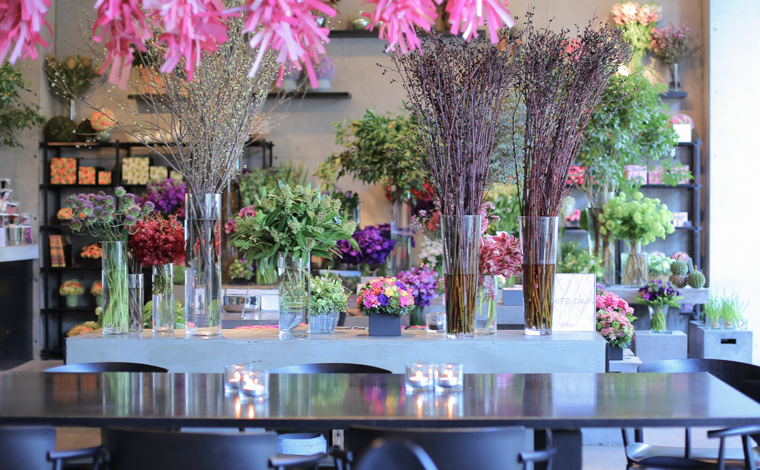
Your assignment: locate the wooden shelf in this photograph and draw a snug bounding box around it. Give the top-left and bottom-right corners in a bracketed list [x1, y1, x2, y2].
[660, 91, 688, 99]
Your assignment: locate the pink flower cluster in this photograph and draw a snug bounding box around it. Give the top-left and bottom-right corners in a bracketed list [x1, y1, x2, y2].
[479, 232, 522, 277]
[596, 291, 635, 318]
[564, 209, 581, 222]
[224, 205, 257, 234]
[0, 0, 51, 65]
[670, 251, 690, 262]
[596, 309, 634, 348]
[357, 277, 415, 315]
[611, 2, 662, 27]
[669, 114, 695, 130]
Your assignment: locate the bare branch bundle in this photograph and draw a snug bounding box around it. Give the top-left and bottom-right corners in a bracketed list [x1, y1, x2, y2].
[511, 15, 632, 218]
[388, 34, 515, 217]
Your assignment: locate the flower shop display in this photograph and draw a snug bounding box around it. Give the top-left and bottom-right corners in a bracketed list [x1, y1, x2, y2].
[596, 290, 636, 360]
[138, 178, 186, 218]
[357, 277, 415, 337]
[238, 162, 306, 208]
[336, 224, 395, 276]
[0, 63, 46, 149]
[477, 232, 521, 335]
[129, 214, 185, 333]
[558, 242, 604, 277]
[502, 17, 630, 334]
[649, 23, 696, 91]
[44, 54, 100, 120]
[636, 280, 683, 333]
[66, 187, 154, 335]
[669, 114, 695, 143]
[396, 266, 440, 326]
[390, 34, 516, 338]
[60, 279, 84, 308]
[599, 192, 674, 286]
[611, 1, 662, 70]
[668, 260, 689, 288]
[228, 259, 255, 284]
[231, 183, 357, 339]
[647, 252, 671, 283]
[79, 242, 102, 267]
[91, 280, 103, 307]
[310, 56, 334, 92]
[310, 276, 348, 334]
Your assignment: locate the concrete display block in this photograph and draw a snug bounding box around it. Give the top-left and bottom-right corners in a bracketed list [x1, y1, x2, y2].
[633, 330, 688, 364]
[609, 348, 642, 373]
[691, 324, 753, 363]
[503, 288, 524, 305]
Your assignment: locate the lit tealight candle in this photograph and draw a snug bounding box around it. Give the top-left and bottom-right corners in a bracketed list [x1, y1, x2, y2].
[435, 363, 463, 392]
[225, 364, 246, 394]
[408, 371, 430, 388]
[437, 370, 459, 388]
[405, 362, 434, 392]
[238, 368, 270, 401]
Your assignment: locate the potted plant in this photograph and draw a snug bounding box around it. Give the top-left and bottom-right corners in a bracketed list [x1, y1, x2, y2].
[228, 259, 255, 285]
[598, 192, 674, 286]
[310, 56, 335, 92]
[477, 232, 522, 335]
[310, 275, 348, 334]
[90, 281, 103, 307]
[703, 290, 722, 329]
[60, 279, 85, 308]
[396, 266, 440, 327]
[357, 277, 415, 337]
[79, 242, 102, 268]
[0, 62, 46, 149]
[596, 289, 636, 360]
[231, 183, 358, 339]
[647, 252, 671, 283]
[635, 280, 683, 333]
[721, 291, 748, 330]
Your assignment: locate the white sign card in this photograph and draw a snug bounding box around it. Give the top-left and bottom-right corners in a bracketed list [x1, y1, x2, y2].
[551, 273, 596, 332]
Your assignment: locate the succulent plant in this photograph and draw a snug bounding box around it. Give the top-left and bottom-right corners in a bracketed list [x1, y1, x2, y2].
[688, 269, 706, 289]
[43, 116, 77, 143]
[670, 274, 688, 288]
[670, 260, 688, 275]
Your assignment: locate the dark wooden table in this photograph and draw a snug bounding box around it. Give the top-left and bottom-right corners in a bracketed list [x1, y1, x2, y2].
[1, 372, 759, 469]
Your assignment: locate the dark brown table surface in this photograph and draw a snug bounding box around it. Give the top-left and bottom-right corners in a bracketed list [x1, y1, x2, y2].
[0, 372, 758, 429]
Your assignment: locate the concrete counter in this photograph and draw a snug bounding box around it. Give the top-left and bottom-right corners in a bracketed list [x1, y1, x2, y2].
[66, 328, 606, 374]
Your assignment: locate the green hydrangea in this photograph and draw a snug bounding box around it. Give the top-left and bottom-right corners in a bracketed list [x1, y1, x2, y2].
[598, 192, 674, 245]
[310, 276, 348, 316]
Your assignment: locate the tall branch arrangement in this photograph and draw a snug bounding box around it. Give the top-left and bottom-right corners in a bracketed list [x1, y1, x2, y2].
[512, 16, 632, 219]
[388, 34, 514, 217]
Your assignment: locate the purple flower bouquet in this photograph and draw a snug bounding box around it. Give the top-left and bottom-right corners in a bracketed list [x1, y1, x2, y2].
[635, 280, 683, 307]
[337, 224, 396, 273]
[138, 179, 186, 218]
[396, 265, 440, 307]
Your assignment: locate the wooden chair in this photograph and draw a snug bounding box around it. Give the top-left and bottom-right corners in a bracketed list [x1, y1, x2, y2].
[44, 362, 168, 373]
[0, 426, 104, 470]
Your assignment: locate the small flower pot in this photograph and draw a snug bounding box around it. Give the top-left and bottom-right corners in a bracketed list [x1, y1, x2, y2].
[65, 295, 79, 308]
[609, 345, 624, 361]
[368, 312, 402, 337]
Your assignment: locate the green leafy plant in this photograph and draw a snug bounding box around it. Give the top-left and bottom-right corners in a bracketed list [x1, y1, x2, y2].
[647, 252, 671, 276]
[599, 191, 674, 245]
[310, 275, 349, 316]
[231, 183, 358, 261]
[558, 242, 604, 277]
[720, 291, 748, 327]
[318, 109, 428, 203]
[484, 182, 520, 236]
[238, 161, 306, 207]
[143, 300, 185, 329]
[0, 63, 46, 148]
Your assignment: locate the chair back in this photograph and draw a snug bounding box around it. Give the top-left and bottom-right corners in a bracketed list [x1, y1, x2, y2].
[638, 359, 760, 402]
[355, 438, 438, 470]
[346, 426, 528, 470]
[0, 426, 56, 470]
[269, 363, 391, 374]
[45, 362, 168, 373]
[101, 428, 278, 470]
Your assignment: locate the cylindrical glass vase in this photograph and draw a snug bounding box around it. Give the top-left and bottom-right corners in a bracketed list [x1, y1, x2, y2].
[102, 241, 129, 335]
[128, 273, 144, 333]
[310, 311, 338, 334]
[390, 197, 413, 275]
[475, 275, 497, 335]
[520, 216, 559, 335]
[586, 208, 616, 285]
[152, 263, 174, 333]
[278, 252, 310, 339]
[649, 305, 669, 333]
[669, 63, 681, 91]
[185, 194, 222, 337]
[621, 240, 648, 287]
[410, 306, 426, 327]
[441, 215, 481, 339]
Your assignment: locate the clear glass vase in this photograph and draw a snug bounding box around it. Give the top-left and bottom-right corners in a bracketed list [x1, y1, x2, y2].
[410, 306, 426, 327]
[586, 207, 616, 285]
[475, 275, 497, 335]
[278, 252, 310, 339]
[622, 240, 648, 287]
[390, 197, 413, 275]
[185, 194, 222, 337]
[310, 311, 338, 334]
[441, 215, 481, 339]
[102, 241, 129, 335]
[152, 263, 174, 333]
[128, 273, 144, 333]
[669, 63, 681, 91]
[649, 305, 669, 333]
[520, 216, 559, 335]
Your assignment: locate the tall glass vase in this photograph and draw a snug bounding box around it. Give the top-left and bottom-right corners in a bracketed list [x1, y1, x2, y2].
[668, 63, 681, 91]
[102, 241, 129, 335]
[278, 252, 310, 339]
[152, 263, 174, 333]
[128, 273, 144, 333]
[185, 194, 222, 337]
[390, 197, 413, 275]
[520, 216, 559, 335]
[621, 240, 648, 287]
[441, 215, 481, 338]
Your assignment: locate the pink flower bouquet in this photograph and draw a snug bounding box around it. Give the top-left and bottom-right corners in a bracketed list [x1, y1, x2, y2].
[596, 290, 635, 318]
[669, 114, 695, 129]
[596, 290, 636, 347]
[357, 277, 415, 316]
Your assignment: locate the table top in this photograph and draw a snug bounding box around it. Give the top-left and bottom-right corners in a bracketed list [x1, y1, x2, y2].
[1, 372, 758, 429]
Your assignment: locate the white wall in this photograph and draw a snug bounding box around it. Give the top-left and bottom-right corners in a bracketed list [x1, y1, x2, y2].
[708, 0, 760, 364]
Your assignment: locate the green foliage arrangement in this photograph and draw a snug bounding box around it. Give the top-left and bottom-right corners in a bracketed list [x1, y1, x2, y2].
[598, 191, 674, 245]
[577, 69, 682, 207]
[231, 183, 358, 261]
[43, 116, 77, 143]
[558, 242, 604, 277]
[310, 275, 349, 316]
[238, 161, 306, 207]
[484, 182, 520, 236]
[0, 63, 45, 148]
[44, 54, 100, 100]
[318, 109, 428, 203]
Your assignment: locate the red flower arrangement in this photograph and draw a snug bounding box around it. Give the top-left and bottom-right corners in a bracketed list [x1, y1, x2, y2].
[129, 214, 185, 267]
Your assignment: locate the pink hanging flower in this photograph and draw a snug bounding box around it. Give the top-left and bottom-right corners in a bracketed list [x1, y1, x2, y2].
[362, 0, 439, 54]
[92, 0, 152, 89]
[445, 0, 515, 43]
[0, 0, 51, 64]
[240, 0, 336, 88]
[143, 0, 231, 81]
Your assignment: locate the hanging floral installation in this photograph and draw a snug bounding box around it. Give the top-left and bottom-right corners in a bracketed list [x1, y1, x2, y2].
[0, 0, 51, 64]
[363, 0, 439, 53]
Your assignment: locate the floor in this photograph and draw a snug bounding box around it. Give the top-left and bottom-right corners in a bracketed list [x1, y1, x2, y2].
[7, 360, 747, 469]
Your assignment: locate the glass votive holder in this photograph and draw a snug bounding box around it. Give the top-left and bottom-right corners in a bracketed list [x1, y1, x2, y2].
[405, 362, 434, 392]
[425, 312, 446, 334]
[224, 364, 246, 394]
[435, 363, 464, 392]
[238, 368, 269, 401]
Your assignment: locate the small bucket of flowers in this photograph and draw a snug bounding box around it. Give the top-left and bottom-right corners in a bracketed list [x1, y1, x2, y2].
[636, 280, 683, 333]
[596, 289, 636, 360]
[79, 242, 102, 268]
[60, 279, 85, 308]
[357, 277, 415, 337]
[310, 275, 349, 334]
